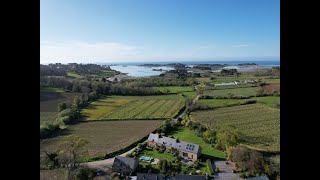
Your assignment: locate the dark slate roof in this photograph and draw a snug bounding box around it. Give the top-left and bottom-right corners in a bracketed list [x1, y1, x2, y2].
[147, 133, 200, 154]
[245, 176, 269, 180]
[113, 156, 137, 170]
[137, 173, 208, 180]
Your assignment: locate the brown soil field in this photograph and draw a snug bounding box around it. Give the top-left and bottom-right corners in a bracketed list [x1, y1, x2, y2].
[40, 92, 82, 112]
[262, 83, 280, 93]
[40, 120, 162, 157]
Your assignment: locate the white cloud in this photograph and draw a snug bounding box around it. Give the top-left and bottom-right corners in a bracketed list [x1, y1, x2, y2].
[40, 41, 143, 64]
[40, 41, 277, 64]
[232, 44, 249, 47]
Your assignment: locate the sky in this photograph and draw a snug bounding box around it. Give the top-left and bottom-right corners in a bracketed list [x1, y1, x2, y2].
[40, 0, 280, 64]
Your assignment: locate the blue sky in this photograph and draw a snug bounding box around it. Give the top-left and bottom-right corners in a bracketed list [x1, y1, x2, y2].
[40, 0, 280, 64]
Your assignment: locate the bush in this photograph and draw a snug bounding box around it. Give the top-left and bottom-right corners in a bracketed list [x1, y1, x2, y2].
[58, 108, 72, 118]
[58, 116, 71, 124]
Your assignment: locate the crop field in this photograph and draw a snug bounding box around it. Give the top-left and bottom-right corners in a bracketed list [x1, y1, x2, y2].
[190, 104, 280, 152]
[156, 86, 194, 93]
[81, 96, 132, 120]
[102, 99, 184, 120]
[203, 86, 261, 97]
[262, 83, 280, 93]
[40, 120, 162, 157]
[82, 95, 185, 120]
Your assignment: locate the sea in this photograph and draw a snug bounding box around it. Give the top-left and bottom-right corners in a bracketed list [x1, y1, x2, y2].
[100, 60, 280, 77]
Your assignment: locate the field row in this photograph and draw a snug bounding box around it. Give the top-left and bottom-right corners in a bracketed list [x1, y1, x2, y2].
[102, 99, 184, 120]
[190, 103, 280, 152]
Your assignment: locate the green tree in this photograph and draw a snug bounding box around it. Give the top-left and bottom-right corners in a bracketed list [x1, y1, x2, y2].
[58, 102, 67, 112]
[159, 160, 169, 174]
[58, 135, 89, 170]
[216, 125, 241, 149]
[73, 96, 81, 108]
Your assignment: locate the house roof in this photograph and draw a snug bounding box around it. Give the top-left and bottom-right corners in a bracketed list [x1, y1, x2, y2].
[136, 173, 208, 180]
[147, 133, 200, 154]
[112, 156, 137, 170]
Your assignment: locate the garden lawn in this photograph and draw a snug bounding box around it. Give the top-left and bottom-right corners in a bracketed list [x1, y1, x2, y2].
[139, 147, 176, 162]
[168, 127, 226, 159]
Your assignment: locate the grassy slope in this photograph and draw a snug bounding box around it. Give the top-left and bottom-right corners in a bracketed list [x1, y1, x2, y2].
[190, 104, 280, 152]
[40, 120, 162, 157]
[168, 127, 226, 159]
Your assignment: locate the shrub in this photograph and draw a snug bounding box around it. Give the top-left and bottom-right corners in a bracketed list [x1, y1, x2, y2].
[58, 108, 72, 118]
[58, 116, 71, 124]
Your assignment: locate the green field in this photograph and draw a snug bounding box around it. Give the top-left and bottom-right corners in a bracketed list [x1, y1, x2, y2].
[82, 95, 185, 120]
[167, 127, 226, 159]
[213, 84, 253, 90]
[40, 112, 58, 123]
[190, 104, 280, 152]
[40, 87, 64, 93]
[204, 86, 262, 97]
[252, 96, 280, 108]
[156, 86, 194, 93]
[81, 96, 132, 120]
[198, 99, 250, 108]
[103, 99, 184, 120]
[67, 72, 82, 78]
[199, 96, 280, 109]
[40, 120, 162, 157]
[180, 91, 197, 99]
